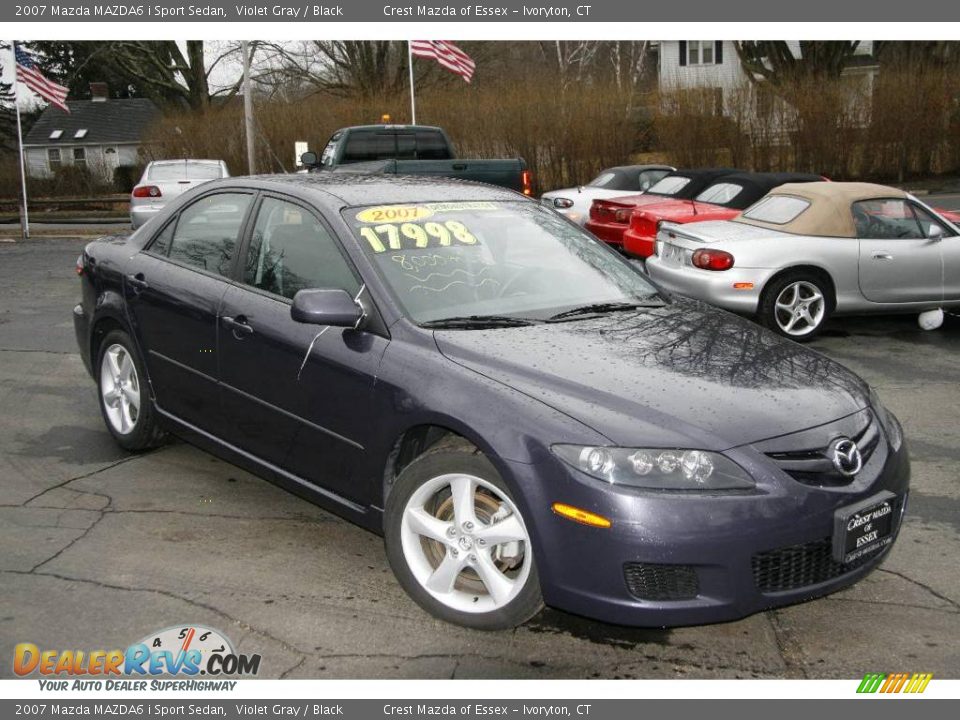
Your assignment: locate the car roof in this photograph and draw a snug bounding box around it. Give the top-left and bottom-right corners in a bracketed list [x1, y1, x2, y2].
[149, 159, 223, 165]
[699, 172, 823, 209]
[732, 181, 910, 237]
[215, 172, 524, 207]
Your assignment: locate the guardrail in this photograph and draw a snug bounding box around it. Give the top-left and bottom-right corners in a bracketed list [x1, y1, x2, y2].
[0, 195, 129, 210]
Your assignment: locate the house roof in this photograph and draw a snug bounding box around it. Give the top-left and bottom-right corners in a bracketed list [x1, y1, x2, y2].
[23, 98, 160, 147]
[732, 181, 908, 237]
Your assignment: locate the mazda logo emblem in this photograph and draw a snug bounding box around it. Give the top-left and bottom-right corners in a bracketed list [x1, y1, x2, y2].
[829, 437, 862, 476]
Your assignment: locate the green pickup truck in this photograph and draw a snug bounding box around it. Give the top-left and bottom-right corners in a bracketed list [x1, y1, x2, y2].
[300, 124, 532, 195]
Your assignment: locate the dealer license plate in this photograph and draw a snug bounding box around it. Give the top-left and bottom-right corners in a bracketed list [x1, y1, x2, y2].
[833, 491, 897, 564]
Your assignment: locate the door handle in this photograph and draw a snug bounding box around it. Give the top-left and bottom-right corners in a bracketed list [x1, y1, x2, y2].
[126, 273, 149, 292]
[452, 163, 467, 171]
[871, 252, 893, 261]
[221, 315, 254, 336]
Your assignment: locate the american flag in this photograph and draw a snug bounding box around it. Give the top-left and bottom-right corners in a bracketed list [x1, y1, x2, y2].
[410, 41, 476, 83]
[15, 44, 70, 113]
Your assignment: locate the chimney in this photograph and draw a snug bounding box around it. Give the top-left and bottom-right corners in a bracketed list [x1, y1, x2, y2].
[90, 82, 108, 102]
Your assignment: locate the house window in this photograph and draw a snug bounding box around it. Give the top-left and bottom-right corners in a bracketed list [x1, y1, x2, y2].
[47, 148, 62, 171]
[49, 130, 63, 140]
[73, 147, 86, 169]
[74, 129, 88, 139]
[684, 41, 722, 66]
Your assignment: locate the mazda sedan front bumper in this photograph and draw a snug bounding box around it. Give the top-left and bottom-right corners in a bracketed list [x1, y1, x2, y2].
[505, 414, 909, 627]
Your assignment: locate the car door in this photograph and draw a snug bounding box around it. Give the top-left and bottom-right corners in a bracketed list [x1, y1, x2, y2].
[217, 194, 389, 504]
[856, 198, 943, 304]
[914, 205, 960, 301]
[125, 190, 254, 432]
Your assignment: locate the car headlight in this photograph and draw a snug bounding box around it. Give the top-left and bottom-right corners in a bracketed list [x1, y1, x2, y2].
[869, 389, 904, 452]
[553, 197, 575, 209]
[551, 445, 755, 491]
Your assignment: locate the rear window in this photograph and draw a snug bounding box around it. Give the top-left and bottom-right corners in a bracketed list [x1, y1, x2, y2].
[415, 131, 452, 160]
[695, 182, 744, 206]
[149, 162, 223, 181]
[742, 195, 811, 224]
[342, 132, 396, 162]
[587, 172, 617, 188]
[648, 176, 691, 196]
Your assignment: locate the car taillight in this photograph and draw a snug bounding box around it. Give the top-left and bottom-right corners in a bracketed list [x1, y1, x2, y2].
[692, 248, 735, 271]
[132, 185, 162, 198]
[75, 255, 84, 276]
[521, 170, 532, 196]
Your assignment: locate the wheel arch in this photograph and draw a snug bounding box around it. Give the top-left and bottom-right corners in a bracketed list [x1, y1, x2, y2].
[760, 264, 838, 312]
[381, 422, 504, 508]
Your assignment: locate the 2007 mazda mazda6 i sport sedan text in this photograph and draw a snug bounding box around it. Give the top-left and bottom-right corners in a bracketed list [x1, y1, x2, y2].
[73, 174, 910, 630]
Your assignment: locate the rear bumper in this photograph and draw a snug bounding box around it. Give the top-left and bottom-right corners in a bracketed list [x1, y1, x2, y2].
[130, 204, 163, 229]
[73, 303, 93, 378]
[506, 434, 910, 627]
[584, 219, 628, 247]
[622, 229, 656, 258]
[646, 257, 772, 314]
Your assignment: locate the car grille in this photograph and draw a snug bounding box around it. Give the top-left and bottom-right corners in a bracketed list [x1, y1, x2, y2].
[751, 495, 903, 593]
[765, 413, 882, 486]
[623, 562, 699, 601]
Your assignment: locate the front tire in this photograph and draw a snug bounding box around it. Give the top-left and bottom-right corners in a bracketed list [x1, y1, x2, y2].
[759, 271, 832, 341]
[384, 442, 543, 630]
[96, 329, 165, 451]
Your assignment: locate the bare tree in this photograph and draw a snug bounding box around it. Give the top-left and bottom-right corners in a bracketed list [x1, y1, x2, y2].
[735, 41, 861, 86]
[109, 41, 244, 109]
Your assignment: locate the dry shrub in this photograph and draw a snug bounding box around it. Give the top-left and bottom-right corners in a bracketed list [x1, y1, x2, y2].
[141, 76, 638, 194]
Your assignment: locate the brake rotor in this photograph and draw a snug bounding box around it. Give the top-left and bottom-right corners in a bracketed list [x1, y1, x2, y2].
[421, 486, 523, 596]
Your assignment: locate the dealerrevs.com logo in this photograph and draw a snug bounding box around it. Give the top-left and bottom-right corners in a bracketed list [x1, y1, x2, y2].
[14, 625, 261, 690]
[857, 672, 934, 694]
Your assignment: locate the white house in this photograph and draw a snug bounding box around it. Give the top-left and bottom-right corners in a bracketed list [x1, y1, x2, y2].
[23, 83, 160, 180]
[657, 41, 878, 117]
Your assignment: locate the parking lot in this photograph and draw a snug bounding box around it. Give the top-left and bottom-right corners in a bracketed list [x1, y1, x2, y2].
[0, 234, 958, 680]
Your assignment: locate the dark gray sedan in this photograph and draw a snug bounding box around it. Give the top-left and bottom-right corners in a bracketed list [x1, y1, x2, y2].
[74, 174, 909, 629]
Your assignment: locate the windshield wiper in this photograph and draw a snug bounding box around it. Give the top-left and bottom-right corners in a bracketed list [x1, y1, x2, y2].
[420, 314, 539, 329]
[547, 300, 664, 322]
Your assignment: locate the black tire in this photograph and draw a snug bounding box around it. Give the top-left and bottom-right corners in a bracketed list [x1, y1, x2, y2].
[95, 329, 165, 451]
[384, 441, 544, 630]
[758, 270, 833, 341]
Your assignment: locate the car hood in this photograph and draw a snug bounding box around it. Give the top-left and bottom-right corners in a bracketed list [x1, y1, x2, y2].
[434, 299, 869, 450]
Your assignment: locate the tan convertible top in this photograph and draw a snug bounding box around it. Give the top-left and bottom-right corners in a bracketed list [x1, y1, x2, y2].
[732, 181, 909, 237]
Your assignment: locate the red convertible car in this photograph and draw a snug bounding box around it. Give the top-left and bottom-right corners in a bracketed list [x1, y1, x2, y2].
[584, 168, 738, 247]
[621, 172, 823, 259]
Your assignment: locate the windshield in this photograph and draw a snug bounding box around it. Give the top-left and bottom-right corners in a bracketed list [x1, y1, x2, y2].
[345, 201, 660, 324]
[149, 162, 223, 181]
[647, 176, 691, 196]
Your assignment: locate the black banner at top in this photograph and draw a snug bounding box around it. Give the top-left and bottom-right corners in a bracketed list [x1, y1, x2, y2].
[5, 0, 960, 23]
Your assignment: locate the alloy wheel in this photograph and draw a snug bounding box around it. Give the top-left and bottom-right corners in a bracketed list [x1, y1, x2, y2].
[774, 280, 826, 337]
[399, 473, 532, 613]
[99, 343, 141, 435]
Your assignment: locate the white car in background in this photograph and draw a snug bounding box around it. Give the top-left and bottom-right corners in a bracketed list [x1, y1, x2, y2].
[646, 182, 960, 340]
[541, 164, 674, 225]
[130, 159, 230, 229]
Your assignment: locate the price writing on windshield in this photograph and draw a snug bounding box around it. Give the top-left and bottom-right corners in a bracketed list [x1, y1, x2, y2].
[359, 221, 478, 253]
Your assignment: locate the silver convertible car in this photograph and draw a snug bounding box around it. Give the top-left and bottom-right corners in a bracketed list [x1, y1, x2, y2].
[646, 182, 960, 339]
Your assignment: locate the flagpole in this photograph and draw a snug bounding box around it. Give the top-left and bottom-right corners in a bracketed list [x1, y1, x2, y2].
[12, 46, 30, 240]
[407, 41, 417, 125]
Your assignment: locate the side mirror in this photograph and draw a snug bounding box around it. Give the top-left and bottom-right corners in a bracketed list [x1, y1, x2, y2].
[928, 224, 944, 241]
[300, 151, 319, 168]
[291, 289, 364, 328]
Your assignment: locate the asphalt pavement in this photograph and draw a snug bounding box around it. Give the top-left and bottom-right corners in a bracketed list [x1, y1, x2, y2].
[0, 236, 958, 680]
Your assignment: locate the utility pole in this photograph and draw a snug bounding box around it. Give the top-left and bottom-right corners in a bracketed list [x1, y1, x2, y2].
[242, 41, 256, 175]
